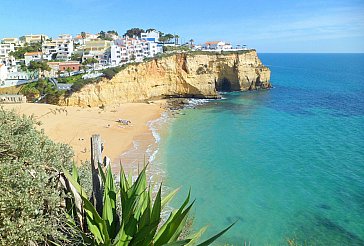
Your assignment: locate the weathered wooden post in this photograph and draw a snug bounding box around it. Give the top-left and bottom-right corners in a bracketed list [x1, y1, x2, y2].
[91, 134, 103, 215]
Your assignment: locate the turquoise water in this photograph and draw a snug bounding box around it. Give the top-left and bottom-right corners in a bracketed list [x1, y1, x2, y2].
[154, 54, 364, 245]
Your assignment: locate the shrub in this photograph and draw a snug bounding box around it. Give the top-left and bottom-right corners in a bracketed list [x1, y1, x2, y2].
[64, 164, 234, 245]
[70, 77, 103, 92]
[0, 108, 75, 245]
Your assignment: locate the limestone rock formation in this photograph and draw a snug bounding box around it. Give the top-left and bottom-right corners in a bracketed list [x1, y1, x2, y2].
[59, 50, 271, 107]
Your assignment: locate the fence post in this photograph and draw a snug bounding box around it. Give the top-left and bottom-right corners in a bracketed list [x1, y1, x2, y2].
[91, 134, 103, 214]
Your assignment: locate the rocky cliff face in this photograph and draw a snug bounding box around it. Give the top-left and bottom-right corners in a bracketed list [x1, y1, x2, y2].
[59, 50, 271, 107]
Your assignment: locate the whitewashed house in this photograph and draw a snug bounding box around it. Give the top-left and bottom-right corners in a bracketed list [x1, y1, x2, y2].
[42, 38, 74, 61]
[24, 52, 43, 65]
[0, 64, 8, 82]
[0, 43, 15, 66]
[141, 30, 160, 42]
[204, 41, 232, 50]
[1, 37, 21, 46]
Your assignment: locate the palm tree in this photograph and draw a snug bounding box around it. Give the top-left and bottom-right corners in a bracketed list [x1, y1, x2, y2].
[189, 39, 194, 48]
[174, 34, 180, 45]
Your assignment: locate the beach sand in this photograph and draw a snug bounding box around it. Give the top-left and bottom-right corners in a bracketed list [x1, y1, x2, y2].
[2, 102, 166, 172]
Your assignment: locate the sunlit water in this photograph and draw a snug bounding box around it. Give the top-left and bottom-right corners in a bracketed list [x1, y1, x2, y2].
[153, 54, 364, 245]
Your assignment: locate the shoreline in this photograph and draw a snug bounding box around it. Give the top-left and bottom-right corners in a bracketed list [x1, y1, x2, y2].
[1, 101, 167, 172]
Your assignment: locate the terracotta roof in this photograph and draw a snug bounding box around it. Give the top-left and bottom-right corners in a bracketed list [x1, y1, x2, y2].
[205, 41, 221, 45]
[24, 52, 42, 56]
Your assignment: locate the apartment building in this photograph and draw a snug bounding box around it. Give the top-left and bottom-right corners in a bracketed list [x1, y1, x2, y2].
[24, 52, 43, 65]
[24, 34, 49, 44]
[82, 40, 111, 64]
[141, 30, 160, 42]
[0, 64, 8, 82]
[111, 36, 162, 64]
[1, 37, 21, 46]
[42, 38, 74, 61]
[0, 43, 15, 66]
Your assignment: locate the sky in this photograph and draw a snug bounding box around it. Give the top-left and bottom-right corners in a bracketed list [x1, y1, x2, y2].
[1, 0, 363, 52]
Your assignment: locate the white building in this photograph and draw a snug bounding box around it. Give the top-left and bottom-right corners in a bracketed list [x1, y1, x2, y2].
[0, 64, 8, 82]
[1, 37, 21, 46]
[141, 30, 160, 42]
[110, 44, 123, 65]
[58, 34, 73, 41]
[24, 52, 43, 65]
[204, 41, 232, 50]
[42, 38, 74, 61]
[81, 40, 111, 65]
[111, 36, 162, 65]
[73, 33, 99, 45]
[0, 43, 15, 66]
[24, 34, 49, 44]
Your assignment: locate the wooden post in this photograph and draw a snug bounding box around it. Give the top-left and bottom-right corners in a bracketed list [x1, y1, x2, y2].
[91, 134, 103, 215]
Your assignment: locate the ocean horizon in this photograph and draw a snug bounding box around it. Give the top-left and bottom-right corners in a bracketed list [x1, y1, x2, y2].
[150, 53, 364, 245]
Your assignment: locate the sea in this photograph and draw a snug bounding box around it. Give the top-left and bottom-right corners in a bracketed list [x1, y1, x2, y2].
[149, 53, 364, 245]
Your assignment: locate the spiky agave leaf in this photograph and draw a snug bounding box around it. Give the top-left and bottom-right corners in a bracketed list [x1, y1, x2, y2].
[102, 166, 119, 239]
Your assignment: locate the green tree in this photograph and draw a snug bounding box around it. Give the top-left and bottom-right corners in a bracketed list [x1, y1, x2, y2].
[174, 34, 180, 45]
[82, 58, 98, 71]
[28, 61, 51, 77]
[71, 53, 82, 62]
[158, 36, 169, 44]
[107, 30, 119, 36]
[98, 31, 113, 41]
[0, 109, 75, 245]
[66, 67, 73, 77]
[9, 42, 42, 59]
[165, 33, 174, 43]
[81, 31, 86, 39]
[98, 30, 106, 39]
[189, 39, 195, 48]
[124, 28, 145, 38]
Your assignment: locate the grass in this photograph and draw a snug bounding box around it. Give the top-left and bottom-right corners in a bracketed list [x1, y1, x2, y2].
[57, 74, 83, 84]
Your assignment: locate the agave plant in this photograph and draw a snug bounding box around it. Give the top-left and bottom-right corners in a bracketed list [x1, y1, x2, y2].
[63, 164, 233, 245]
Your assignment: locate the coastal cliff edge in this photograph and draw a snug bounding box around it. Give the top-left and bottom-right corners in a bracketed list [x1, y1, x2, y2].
[59, 50, 271, 107]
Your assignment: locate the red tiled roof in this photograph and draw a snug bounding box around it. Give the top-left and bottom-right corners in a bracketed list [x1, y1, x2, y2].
[24, 52, 42, 56]
[205, 41, 221, 45]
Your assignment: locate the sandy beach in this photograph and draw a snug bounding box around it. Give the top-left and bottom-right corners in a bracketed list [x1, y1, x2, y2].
[2, 102, 166, 171]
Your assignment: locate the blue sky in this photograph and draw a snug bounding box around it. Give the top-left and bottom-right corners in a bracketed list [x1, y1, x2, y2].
[1, 0, 363, 52]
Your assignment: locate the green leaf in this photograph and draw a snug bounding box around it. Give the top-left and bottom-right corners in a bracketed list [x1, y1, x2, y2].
[185, 226, 208, 246]
[71, 163, 80, 184]
[63, 168, 89, 199]
[113, 223, 132, 246]
[161, 187, 180, 209]
[196, 222, 236, 246]
[154, 199, 195, 245]
[154, 190, 191, 243]
[151, 186, 162, 225]
[98, 161, 106, 184]
[102, 166, 118, 239]
[162, 239, 192, 246]
[81, 195, 111, 244]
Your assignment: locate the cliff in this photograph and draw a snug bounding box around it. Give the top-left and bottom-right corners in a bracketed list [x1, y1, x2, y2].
[59, 50, 271, 107]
